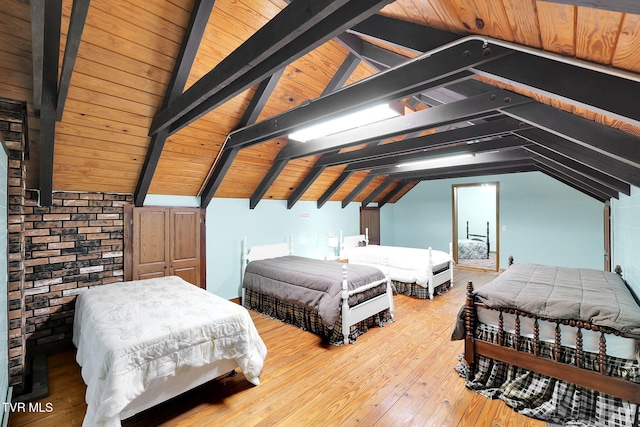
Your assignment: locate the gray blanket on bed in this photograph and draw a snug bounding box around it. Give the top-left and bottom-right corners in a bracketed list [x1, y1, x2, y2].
[471, 263, 640, 337]
[243, 256, 386, 327]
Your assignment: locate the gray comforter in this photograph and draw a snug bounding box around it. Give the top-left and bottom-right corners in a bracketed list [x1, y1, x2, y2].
[474, 263, 640, 337]
[243, 256, 386, 327]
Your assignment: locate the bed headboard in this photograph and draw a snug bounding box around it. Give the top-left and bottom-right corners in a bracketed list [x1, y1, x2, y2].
[340, 228, 368, 257]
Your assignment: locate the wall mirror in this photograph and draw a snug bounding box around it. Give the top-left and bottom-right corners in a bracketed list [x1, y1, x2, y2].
[452, 182, 499, 271]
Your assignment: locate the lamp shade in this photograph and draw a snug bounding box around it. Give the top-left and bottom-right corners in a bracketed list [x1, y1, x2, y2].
[327, 236, 339, 248]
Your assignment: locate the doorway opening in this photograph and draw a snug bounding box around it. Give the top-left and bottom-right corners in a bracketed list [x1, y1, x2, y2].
[452, 182, 499, 271]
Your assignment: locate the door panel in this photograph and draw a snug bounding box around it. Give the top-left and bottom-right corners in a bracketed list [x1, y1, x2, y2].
[170, 209, 200, 285]
[133, 209, 169, 279]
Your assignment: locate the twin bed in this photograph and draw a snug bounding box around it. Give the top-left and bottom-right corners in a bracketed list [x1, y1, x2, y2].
[73, 275, 267, 427]
[340, 230, 454, 299]
[458, 220, 490, 259]
[240, 236, 395, 345]
[452, 261, 640, 426]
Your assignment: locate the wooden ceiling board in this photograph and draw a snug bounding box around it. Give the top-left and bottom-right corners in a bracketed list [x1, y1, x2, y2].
[502, 0, 543, 47]
[536, 2, 576, 55]
[575, 7, 623, 64]
[612, 13, 640, 72]
[451, 0, 516, 39]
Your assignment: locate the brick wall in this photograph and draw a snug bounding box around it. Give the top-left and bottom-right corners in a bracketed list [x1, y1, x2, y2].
[18, 191, 132, 391]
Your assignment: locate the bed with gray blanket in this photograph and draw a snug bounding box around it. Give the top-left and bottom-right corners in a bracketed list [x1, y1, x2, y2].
[241, 238, 394, 345]
[452, 262, 640, 427]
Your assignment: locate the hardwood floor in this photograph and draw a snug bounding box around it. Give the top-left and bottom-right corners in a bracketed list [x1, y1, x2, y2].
[9, 268, 546, 427]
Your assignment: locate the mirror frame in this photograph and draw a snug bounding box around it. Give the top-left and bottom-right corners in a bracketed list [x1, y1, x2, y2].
[452, 182, 500, 271]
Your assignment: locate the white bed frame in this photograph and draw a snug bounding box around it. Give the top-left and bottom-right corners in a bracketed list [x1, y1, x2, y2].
[120, 359, 238, 421]
[340, 228, 454, 299]
[241, 236, 394, 344]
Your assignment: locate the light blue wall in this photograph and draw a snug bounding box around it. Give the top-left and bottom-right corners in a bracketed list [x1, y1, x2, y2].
[611, 185, 640, 297]
[145, 196, 360, 299]
[381, 172, 604, 270]
[148, 171, 606, 298]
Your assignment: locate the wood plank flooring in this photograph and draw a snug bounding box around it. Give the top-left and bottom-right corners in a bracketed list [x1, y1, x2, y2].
[9, 268, 546, 427]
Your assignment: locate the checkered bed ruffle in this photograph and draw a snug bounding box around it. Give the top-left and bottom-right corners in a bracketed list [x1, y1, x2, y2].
[392, 280, 450, 299]
[456, 323, 639, 426]
[243, 288, 393, 345]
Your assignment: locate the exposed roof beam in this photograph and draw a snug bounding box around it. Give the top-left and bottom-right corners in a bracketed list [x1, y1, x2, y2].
[134, 0, 216, 207]
[523, 144, 630, 196]
[287, 166, 326, 209]
[342, 173, 376, 208]
[317, 171, 352, 208]
[533, 157, 619, 200]
[376, 148, 533, 178]
[345, 135, 528, 172]
[348, 14, 461, 55]
[200, 148, 239, 208]
[56, 0, 90, 120]
[473, 53, 640, 128]
[279, 90, 530, 160]
[257, 53, 361, 210]
[249, 159, 288, 209]
[378, 180, 417, 207]
[30, 0, 45, 116]
[240, 69, 285, 127]
[38, 0, 62, 207]
[362, 177, 395, 206]
[503, 102, 640, 168]
[542, 0, 640, 15]
[226, 40, 514, 149]
[149, 0, 394, 136]
[317, 117, 530, 167]
[536, 163, 609, 203]
[514, 128, 640, 188]
[392, 161, 538, 181]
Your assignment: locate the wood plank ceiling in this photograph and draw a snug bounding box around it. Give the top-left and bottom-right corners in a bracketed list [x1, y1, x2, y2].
[2, 0, 640, 208]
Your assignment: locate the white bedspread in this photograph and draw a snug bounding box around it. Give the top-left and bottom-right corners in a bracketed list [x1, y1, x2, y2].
[73, 276, 267, 427]
[343, 245, 452, 287]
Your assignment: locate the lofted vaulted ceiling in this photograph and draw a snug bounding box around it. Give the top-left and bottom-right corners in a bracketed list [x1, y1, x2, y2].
[2, 0, 640, 208]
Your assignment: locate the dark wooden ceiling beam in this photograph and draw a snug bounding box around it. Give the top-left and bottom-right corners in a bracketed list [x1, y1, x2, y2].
[376, 148, 534, 178]
[30, 0, 45, 116]
[504, 102, 640, 168]
[523, 144, 630, 196]
[514, 128, 640, 188]
[536, 164, 609, 203]
[542, 0, 640, 14]
[38, 0, 62, 207]
[56, 0, 90, 120]
[533, 157, 619, 200]
[150, 0, 394, 136]
[473, 53, 640, 128]
[318, 117, 530, 167]
[345, 135, 528, 172]
[257, 53, 361, 210]
[226, 40, 514, 149]
[200, 148, 239, 207]
[378, 180, 417, 207]
[134, 0, 216, 207]
[392, 161, 538, 181]
[341, 173, 376, 208]
[317, 171, 353, 208]
[362, 177, 395, 207]
[279, 90, 530, 160]
[348, 14, 461, 55]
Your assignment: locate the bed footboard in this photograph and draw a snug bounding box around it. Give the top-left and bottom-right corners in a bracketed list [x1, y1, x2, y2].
[464, 281, 640, 404]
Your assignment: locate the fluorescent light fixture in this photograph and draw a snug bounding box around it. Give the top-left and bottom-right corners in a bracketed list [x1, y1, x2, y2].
[395, 154, 473, 168]
[288, 103, 401, 142]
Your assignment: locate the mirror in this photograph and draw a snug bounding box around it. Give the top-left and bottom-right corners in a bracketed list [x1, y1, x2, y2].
[452, 182, 499, 271]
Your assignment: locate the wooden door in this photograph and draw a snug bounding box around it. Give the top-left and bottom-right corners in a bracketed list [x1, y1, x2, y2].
[133, 208, 169, 280]
[170, 209, 200, 285]
[360, 207, 380, 245]
[127, 206, 205, 287]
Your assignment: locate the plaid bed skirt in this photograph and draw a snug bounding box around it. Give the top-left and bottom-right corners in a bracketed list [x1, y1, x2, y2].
[243, 288, 393, 346]
[456, 323, 639, 427]
[393, 280, 450, 299]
